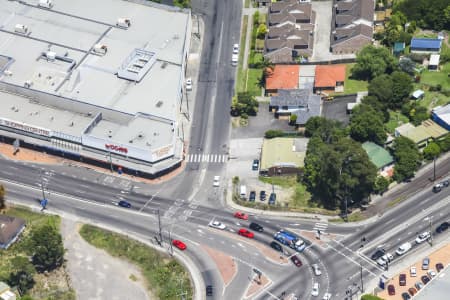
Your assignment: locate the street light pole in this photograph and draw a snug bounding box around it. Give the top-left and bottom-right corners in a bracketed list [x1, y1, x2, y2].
[433, 156, 436, 182]
[429, 216, 433, 246]
[360, 263, 364, 292]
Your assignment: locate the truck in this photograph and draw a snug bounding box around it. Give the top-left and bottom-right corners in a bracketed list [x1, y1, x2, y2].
[273, 230, 306, 252]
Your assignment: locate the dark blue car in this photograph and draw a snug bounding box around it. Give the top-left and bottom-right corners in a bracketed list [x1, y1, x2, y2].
[118, 200, 131, 208]
[269, 193, 276, 205]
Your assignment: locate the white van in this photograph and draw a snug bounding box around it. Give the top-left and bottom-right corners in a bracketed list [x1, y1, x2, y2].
[240, 185, 247, 198]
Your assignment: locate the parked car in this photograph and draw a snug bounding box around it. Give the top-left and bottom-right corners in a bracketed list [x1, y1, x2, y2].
[232, 43, 239, 54]
[118, 200, 131, 208]
[410, 266, 417, 277]
[213, 176, 220, 187]
[421, 275, 430, 284]
[408, 287, 417, 296]
[290, 255, 302, 267]
[252, 159, 259, 171]
[209, 220, 226, 230]
[322, 293, 331, 300]
[401, 292, 411, 300]
[311, 282, 319, 297]
[234, 212, 248, 220]
[270, 241, 282, 252]
[415, 231, 431, 244]
[206, 285, 213, 296]
[231, 54, 238, 66]
[433, 183, 443, 193]
[249, 191, 256, 202]
[427, 269, 436, 278]
[269, 193, 276, 205]
[396, 242, 412, 255]
[399, 273, 406, 286]
[312, 263, 322, 276]
[415, 281, 424, 290]
[172, 239, 187, 250]
[371, 249, 386, 260]
[388, 284, 395, 295]
[238, 228, 254, 238]
[185, 78, 192, 91]
[436, 262, 444, 272]
[377, 253, 393, 266]
[249, 222, 264, 232]
[422, 257, 430, 270]
[260, 190, 266, 201]
[436, 221, 449, 233]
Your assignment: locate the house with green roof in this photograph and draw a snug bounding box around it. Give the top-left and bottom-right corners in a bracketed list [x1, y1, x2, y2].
[393, 42, 405, 56]
[362, 142, 394, 171]
[260, 138, 306, 176]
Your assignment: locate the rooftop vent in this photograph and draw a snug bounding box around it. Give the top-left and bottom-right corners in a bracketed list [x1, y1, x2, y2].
[38, 0, 53, 9]
[93, 44, 108, 55]
[14, 24, 29, 35]
[24, 80, 33, 88]
[116, 18, 131, 28]
[156, 101, 163, 107]
[161, 62, 168, 69]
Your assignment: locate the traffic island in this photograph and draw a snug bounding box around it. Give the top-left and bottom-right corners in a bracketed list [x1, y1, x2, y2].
[243, 273, 271, 299]
[202, 245, 238, 287]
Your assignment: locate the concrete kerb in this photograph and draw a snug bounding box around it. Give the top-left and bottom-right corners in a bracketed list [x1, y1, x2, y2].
[7, 200, 204, 300]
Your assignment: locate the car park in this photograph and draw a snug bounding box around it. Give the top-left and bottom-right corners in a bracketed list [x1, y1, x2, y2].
[260, 190, 266, 201]
[269, 193, 276, 205]
[421, 275, 430, 284]
[401, 292, 411, 300]
[399, 273, 406, 286]
[415, 231, 431, 244]
[249, 191, 256, 202]
[427, 269, 436, 278]
[422, 257, 430, 270]
[118, 200, 131, 208]
[252, 159, 259, 171]
[213, 176, 220, 187]
[311, 282, 319, 297]
[290, 255, 302, 267]
[249, 222, 263, 232]
[232, 43, 239, 54]
[410, 266, 417, 277]
[322, 293, 331, 300]
[396, 242, 412, 255]
[172, 239, 187, 250]
[436, 262, 444, 272]
[388, 284, 395, 295]
[436, 221, 449, 233]
[371, 249, 386, 260]
[209, 220, 226, 230]
[312, 263, 322, 276]
[415, 281, 423, 290]
[206, 285, 213, 296]
[408, 287, 417, 296]
[234, 212, 248, 220]
[377, 253, 393, 266]
[270, 241, 283, 252]
[238, 228, 254, 238]
[185, 78, 192, 91]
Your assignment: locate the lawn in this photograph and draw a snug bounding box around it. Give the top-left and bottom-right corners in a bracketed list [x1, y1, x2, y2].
[236, 15, 248, 93]
[343, 64, 369, 94]
[246, 68, 263, 96]
[418, 91, 450, 110]
[420, 62, 450, 92]
[80, 224, 192, 300]
[259, 175, 297, 188]
[385, 110, 410, 133]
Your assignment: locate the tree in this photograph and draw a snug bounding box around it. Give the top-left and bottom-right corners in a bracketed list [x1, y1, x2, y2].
[390, 71, 413, 109]
[373, 176, 390, 195]
[304, 117, 346, 143]
[349, 104, 387, 145]
[289, 114, 297, 125]
[0, 184, 5, 210]
[351, 45, 397, 80]
[396, 0, 450, 31]
[392, 136, 422, 182]
[368, 74, 393, 103]
[30, 224, 65, 272]
[264, 129, 284, 139]
[257, 23, 267, 39]
[361, 95, 389, 122]
[361, 295, 384, 300]
[231, 92, 259, 116]
[8, 256, 35, 295]
[423, 142, 441, 160]
[439, 134, 450, 152]
[402, 102, 429, 126]
[399, 57, 416, 75]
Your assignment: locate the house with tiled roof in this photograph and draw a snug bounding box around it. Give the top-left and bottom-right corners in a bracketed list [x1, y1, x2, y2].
[331, 0, 374, 54]
[265, 0, 315, 63]
[265, 65, 299, 95]
[0, 215, 25, 249]
[314, 64, 346, 93]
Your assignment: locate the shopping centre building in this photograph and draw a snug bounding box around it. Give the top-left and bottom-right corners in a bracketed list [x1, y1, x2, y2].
[0, 0, 191, 177]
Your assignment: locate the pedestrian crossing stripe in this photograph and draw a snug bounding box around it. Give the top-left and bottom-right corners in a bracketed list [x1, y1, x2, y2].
[186, 153, 228, 163]
[313, 223, 328, 232]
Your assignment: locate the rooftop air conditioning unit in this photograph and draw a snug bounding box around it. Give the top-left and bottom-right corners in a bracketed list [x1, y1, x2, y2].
[14, 24, 29, 34]
[38, 0, 53, 9]
[93, 44, 108, 55]
[24, 80, 33, 88]
[116, 18, 131, 28]
[45, 51, 56, 61]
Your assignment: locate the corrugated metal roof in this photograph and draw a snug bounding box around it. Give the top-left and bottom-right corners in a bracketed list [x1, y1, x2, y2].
[411, 38, 442, 49]
[362, 142, 393, 169]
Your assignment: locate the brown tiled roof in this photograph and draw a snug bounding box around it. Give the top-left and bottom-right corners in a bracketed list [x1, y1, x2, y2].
[331, 23, 373, 46]
[264, 47, 295, 64]
[0, 215, 25, 249]
[270, 0, 298, 13]
[269, 2, 313, 25]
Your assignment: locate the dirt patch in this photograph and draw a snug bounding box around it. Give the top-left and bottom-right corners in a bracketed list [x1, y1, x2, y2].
[244, 273, 271, 299]
[201, 245, 237, 286]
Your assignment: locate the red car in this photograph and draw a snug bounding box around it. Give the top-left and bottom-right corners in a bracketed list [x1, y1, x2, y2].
[399, 273, 406, 286]
[234, 212, 248, 220]
[172, 239, 187, 250]
[290, 255, 302, 267]
[238, 228, 254, 238]
[388, 284, 395, 295]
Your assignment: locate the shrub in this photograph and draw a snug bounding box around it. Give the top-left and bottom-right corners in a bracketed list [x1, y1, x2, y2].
[265, 130, 285, 139]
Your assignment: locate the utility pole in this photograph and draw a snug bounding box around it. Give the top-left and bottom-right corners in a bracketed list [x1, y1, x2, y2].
[168, 229, 174, 256]
[433, 156, 436, 182]
[107, 152, 113, 172]
[158, 209, 163, 245]
[429, 216, 433, 246]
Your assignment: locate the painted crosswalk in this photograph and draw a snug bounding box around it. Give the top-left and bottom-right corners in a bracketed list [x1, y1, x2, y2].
[186, 153, 228, 163]
[313, 222, 328, 234]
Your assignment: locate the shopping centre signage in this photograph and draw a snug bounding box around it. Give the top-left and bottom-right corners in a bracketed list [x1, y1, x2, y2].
[0, 118, 51, 137]
[105, 143, 128, 154]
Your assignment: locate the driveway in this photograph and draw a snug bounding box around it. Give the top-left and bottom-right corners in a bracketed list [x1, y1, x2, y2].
[311, 1, 333, 62]
[231, 103, 293, 139]
[321, 95, 357, 125]
[61, 218, 150, 300]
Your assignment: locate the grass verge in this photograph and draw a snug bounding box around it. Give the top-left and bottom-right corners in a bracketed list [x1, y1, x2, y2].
[236, 16, 249, 93]
[329, 211, 365, 223]
[246, 68, 263, 96]
[79, 224, 192, 300]
[388, 196, 406, 208]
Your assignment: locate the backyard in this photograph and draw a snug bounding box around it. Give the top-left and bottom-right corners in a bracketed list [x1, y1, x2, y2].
[420, 62, 450, 92]
[343, 64, 369, 94]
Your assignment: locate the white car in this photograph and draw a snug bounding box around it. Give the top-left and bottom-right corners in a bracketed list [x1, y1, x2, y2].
[233, 43, 239, 54]
[410, 266, 417, 277]
[185, 78, 192, 91]
[377, 253, 394, 266]
[415, 231, 431, 244]
[396, 242, 412, 256]
[311, 282, 319, 297]
[322, 293, 332, 300]
[427, 269, 436, 278]
[213, 176, 220, 187]
[312, 264, 322, 276]
[208, 220, 226, 230]
[231, 54, 238, 66]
